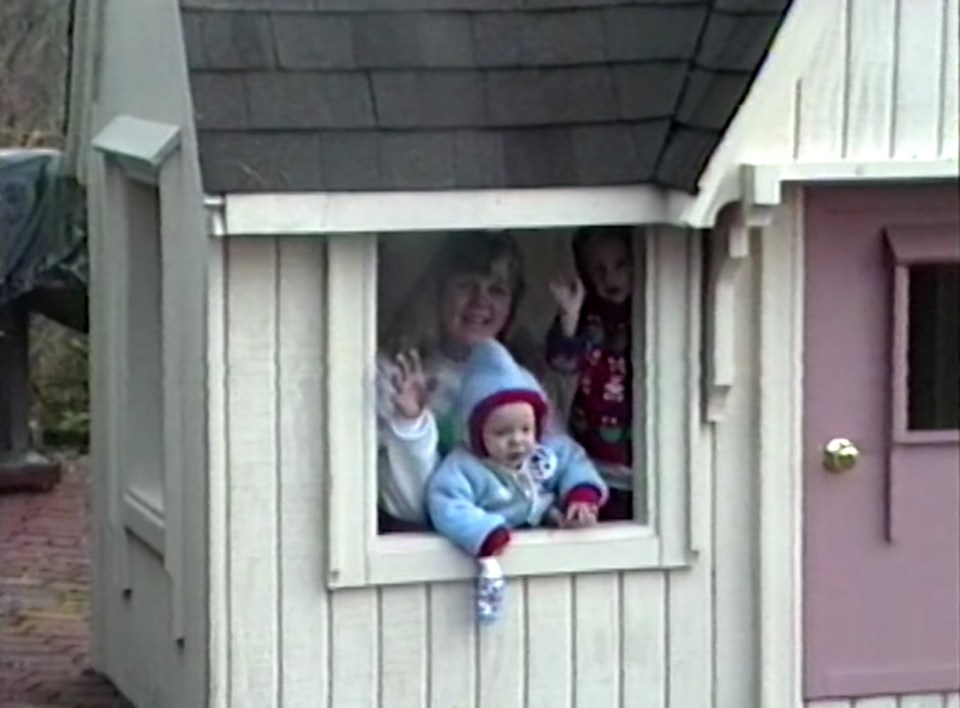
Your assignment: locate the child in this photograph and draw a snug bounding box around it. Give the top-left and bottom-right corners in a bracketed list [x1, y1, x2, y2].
[546, 226, 634, 521]
[426, 339, 607, 622]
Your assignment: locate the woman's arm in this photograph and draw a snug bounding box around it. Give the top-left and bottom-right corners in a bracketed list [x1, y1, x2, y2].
[376, 356, 440, 524]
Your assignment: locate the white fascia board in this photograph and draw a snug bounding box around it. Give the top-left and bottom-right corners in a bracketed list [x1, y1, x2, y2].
[748, 159, 960, 205]
[92, 115, 181, 180]
[216, 185, 695, 236]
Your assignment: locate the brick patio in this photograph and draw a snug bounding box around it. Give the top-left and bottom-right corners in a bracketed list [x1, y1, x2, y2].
[0, 456, 130, 707]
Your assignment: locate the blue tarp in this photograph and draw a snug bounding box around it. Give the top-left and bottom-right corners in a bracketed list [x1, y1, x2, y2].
[0, 149, 87, 328]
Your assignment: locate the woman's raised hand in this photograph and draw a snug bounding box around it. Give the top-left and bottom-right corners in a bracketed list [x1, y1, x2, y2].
[391, 349, 429, 419]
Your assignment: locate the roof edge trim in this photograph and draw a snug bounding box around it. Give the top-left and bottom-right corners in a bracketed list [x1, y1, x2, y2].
[213, 185, 694, 236]
[748, 159, 960, 205]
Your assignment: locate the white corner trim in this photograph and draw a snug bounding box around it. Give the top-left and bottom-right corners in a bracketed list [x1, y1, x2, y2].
[92, 115, 181, 179]
[757, 189, 804, 708]
[218, 185, 694, 236]
[748, 159, 960, 206]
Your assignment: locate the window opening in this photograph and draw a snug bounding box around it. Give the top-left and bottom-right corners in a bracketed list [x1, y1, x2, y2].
[375, 227, 647, 539]
[122, 178, 165, 521]
[907, 264, 960, 431]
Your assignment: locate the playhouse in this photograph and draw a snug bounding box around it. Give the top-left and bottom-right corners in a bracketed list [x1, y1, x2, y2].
[66, 0, 958, 706]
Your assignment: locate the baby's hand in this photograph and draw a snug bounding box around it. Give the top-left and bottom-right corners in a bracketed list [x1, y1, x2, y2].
[563, 501, 599, 528]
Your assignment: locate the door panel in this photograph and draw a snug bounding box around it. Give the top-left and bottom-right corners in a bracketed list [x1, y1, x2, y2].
[803, 184, 960, 700]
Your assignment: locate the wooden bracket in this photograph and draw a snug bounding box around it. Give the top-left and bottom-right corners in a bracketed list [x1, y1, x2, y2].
[704, 170, 777, 422]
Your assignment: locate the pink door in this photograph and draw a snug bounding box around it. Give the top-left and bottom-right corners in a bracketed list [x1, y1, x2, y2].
[803, 184, 960, 700]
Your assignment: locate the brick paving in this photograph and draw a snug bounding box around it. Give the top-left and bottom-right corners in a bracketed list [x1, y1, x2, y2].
[0, 456, 130, 707]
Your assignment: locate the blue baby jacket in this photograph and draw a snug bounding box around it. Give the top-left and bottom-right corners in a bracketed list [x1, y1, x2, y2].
[426, 340, 607, 556]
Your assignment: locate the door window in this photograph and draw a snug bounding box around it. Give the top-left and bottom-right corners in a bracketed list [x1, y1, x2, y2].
[906, 263, 959, 431]
[887, 224, 960, 443]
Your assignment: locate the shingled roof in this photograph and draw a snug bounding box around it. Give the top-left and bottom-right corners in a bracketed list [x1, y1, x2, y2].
[180, 0, 792, 194]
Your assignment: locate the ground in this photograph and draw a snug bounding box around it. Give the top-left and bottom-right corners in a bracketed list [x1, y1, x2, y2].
[0, 456, 130, 707]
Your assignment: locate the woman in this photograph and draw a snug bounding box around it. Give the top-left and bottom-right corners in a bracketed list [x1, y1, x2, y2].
[376, 231, 526, 532]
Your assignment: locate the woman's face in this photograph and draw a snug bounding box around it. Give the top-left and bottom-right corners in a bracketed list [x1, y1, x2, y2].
[439, 257, 514, 353]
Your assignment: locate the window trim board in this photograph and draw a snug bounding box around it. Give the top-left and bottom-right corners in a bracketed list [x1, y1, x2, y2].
[886, 224, 960, 444]
[324, 226, 706, 589]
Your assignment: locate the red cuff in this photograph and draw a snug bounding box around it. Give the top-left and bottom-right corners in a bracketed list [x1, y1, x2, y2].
[564, 485, 602, 509]
[478, 527, 511, 557]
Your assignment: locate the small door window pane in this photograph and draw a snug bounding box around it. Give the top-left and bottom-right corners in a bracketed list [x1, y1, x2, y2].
[907, 264, 960, 430]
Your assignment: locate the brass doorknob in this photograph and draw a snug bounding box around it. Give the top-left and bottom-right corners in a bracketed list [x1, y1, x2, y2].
[822, 438, 860, 473]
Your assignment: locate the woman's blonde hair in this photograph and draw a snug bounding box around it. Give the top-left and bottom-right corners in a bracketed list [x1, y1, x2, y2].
[380, 231, 525, 358]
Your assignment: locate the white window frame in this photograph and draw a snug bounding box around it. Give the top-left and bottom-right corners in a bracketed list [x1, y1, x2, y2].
[93, 115, 186, 638]
[324, 220, 707, 589]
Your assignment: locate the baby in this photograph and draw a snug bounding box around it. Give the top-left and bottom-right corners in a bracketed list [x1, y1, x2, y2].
[426, 339, 607, 622]
[546, 226, 634, 521]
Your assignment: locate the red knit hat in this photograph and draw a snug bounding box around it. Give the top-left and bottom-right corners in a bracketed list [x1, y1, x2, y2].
[468, 389, 548, 457]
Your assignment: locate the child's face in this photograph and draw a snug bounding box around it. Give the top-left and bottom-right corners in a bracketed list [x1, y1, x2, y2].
[583, 236, 632, 304]
[482, 401, 537, 469]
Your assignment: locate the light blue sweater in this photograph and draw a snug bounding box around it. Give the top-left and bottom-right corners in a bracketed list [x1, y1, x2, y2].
[426, 339, 607, 556]
[427, 437, 607, 556]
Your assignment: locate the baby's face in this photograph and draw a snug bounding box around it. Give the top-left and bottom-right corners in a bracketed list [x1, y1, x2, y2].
[482, 401, 537, 469]
[584, 236, 632, 304]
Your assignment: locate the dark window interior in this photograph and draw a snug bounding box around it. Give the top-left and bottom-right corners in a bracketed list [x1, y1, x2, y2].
[907, 263, 960, 430]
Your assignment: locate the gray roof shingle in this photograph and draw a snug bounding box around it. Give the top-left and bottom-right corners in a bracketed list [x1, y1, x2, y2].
[182, 0, 793, 193]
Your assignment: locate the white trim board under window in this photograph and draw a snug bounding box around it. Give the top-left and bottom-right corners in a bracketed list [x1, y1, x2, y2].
[325, 226, 706, 589]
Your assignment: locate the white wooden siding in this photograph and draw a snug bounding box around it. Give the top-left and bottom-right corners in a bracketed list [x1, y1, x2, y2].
[790, 0, 959, 162]
[808, 692, 960, 708]
[208, 220, 771, 706]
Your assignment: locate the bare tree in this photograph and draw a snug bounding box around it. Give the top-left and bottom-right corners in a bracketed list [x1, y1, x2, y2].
[0, 0, 71, 148]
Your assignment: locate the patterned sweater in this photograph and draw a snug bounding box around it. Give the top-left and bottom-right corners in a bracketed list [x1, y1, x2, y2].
[545, 296, 633, 473]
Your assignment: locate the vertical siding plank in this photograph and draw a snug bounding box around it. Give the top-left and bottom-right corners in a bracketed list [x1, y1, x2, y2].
[331, 589, 379, 708]
[572, 574, 620, 707]
[795, 0, 847, 159]
[225, 239, 279, 708]
[665, 236, 713, 708]
[526, 575, 573, 708]
[892, 0, 944, 157]
[478, 577, 525, 708]
[713, 251, 759, 708]
[621, 572, 666, 708]
[753, 81, 797, 160]
[380, 586, 429, 708]
[946, 692, 960, 708]
[845, 0, 897, 158]
[207, 239, 228, 708]
[899, 695, 948, 708]
[665, 551, 713, 708]
[853, 697, 897, 708]
[276, 240, 329, 708]
[941, 0, 959, 157]
[428, 582, 477, 708]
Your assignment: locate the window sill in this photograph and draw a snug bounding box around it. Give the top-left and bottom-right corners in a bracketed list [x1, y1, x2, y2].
[330, 523, 688, 588]
[121, 487, 166, 557]
[893, 429, 960, 445]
